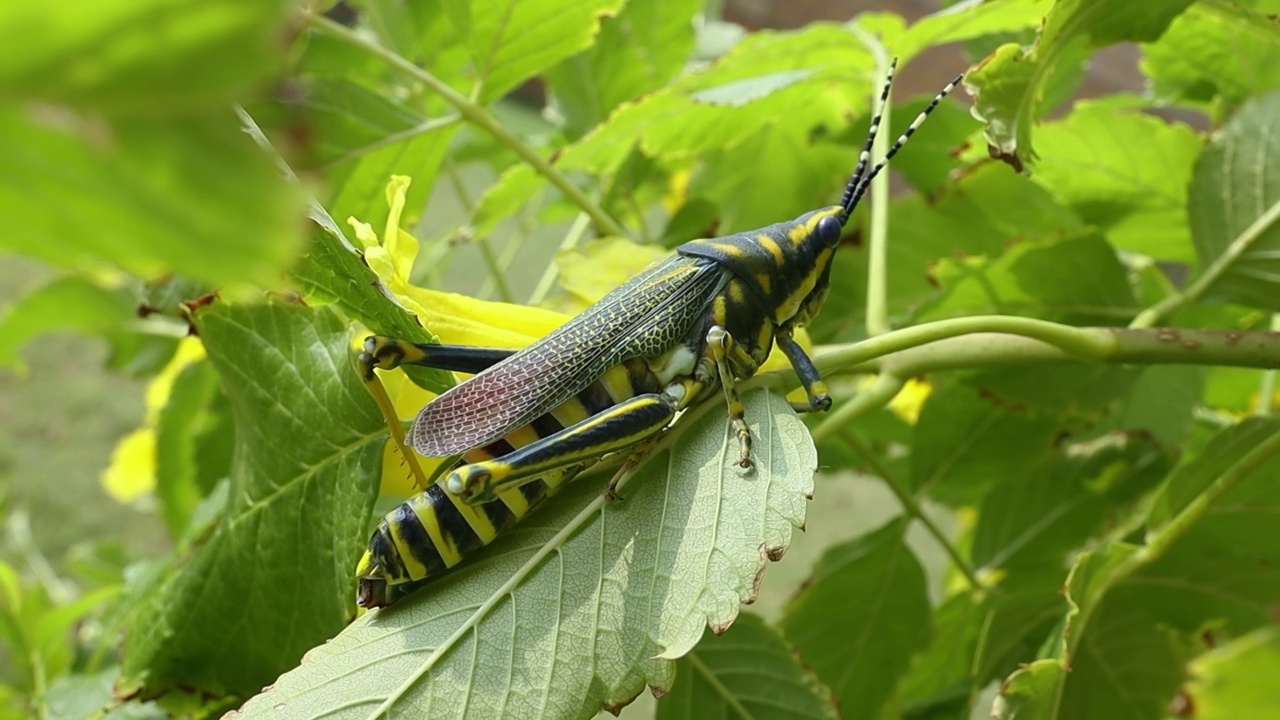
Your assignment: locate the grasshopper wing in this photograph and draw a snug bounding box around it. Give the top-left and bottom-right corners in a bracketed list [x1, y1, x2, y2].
[409, 255, 727, 457]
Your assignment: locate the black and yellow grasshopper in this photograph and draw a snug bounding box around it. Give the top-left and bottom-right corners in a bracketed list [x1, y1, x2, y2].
[354, 62, 962, 608]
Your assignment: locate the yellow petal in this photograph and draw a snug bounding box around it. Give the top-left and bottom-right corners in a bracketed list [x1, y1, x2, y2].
[101, 428, 156, 503]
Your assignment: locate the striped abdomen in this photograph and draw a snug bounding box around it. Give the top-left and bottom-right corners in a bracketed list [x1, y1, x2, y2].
[359, 358, 659, 605]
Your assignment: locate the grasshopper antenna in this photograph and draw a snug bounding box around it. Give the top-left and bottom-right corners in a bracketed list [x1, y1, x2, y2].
[837, 60, 964, 225]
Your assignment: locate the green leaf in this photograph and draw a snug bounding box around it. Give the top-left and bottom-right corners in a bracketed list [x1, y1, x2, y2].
[993, 545, 1195, 720]
[971, 431, 1172, 572]
[817, 162, 1082, 339]
[120, 302, 384, 697]
[559, 24, 876, 177]
[657, 613, 837, 720]
[1142, 0, 1280, 114]
[1188, 88, 1280, 312]
[896, 0, 1053, 62]
[0, 275, 135, 370]
[918, 230, 1136, 324]
[966, 0, 1195, 167]
[888, 589, 987, 719]
[235, 389, 815, 718]
[291, 212, 454, 393]
[1107, 365, 1204, 447]
[0, 108, 304, 290]
[1033, 101, 1201, 261]
[0, 0, 290, 114]
[910, 382, 1061, 505]
[1185, 626, 1280, 720]
[974, 569, 1069, 686]
[780, 517, 931, 720]
[446, 0, 627, 104]
[994, 418, 1280, 718]
[544, 0, 700, 137]
[153, 360, 225, 537]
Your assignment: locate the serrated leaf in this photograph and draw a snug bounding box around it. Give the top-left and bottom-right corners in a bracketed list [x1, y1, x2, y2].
[1033, 102, 1200, 261]
[780, 517, 931, 720]
[966, 0, 1195, 167]
[0, 0, 290, 114]
[544, 0, 699, 137]
[1188, 88, 1280, 312]
[896, 0, 1052, 62]
[446, 0, 626, 104]
[292, 211, 455, 393]
[657, 613, 837, 720]
[236, 389, 816, 718]
[0, 108, 304, 290]
[558, 24, 876, 178]
[1185, 626, 1280, 720]
[1142, 0, 1280, 113]
[120, 303, 384, 697]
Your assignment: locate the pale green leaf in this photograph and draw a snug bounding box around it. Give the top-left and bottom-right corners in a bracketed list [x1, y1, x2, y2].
[1186, 626, 1280, 720]
[897, 0, 1052, 62]
[966, 0, 1195, 167]
[1142, 0, 1280, 113]
[657, 613, 837, 720]
[446, 0, 627, 104]
[236, 390, 816, 718]
[1033, 102, 1201, 261]
[544, 0, 700, 136]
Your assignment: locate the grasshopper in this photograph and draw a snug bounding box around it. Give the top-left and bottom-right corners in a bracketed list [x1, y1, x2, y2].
[355, 61, 961, 608]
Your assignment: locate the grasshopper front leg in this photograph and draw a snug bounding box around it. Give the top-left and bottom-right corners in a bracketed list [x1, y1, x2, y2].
[774, 330, 832, 413]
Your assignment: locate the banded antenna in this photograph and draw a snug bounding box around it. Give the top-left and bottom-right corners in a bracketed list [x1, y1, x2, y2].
[836, 59, 964, 225]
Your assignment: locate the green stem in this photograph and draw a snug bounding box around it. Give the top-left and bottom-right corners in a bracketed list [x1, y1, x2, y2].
[849, 29, 893, 336]
[305, 12, 627, 239]
[1130, 196, 1280, 328]
[528, 212, 591, 305]
[814, 316, 1115, 377]
[445, 163, 513, 302]
[810, 372, 904, 443]
[839, 429, 985, 593]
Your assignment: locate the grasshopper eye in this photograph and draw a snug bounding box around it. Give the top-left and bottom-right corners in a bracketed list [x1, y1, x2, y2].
[816, 215, 843, 247]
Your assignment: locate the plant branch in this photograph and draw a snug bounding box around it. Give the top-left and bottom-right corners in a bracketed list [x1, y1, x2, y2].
[304, 12, 627, 239]
[1130, 196, 1280, 328]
